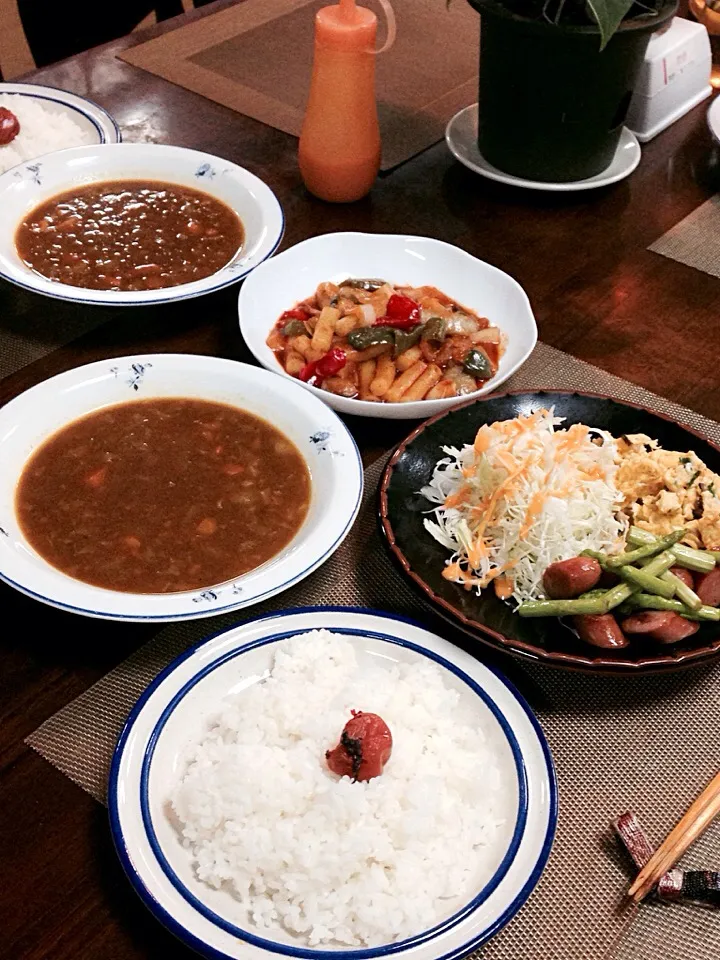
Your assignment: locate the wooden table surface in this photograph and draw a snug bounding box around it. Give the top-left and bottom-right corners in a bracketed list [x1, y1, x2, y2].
[2, 7, 720, 957]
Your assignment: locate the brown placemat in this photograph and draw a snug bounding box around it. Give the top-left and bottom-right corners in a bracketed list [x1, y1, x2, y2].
[649, 194, 720, 279]
[119, 0, 479, 171]
[26, 341, 720, 959]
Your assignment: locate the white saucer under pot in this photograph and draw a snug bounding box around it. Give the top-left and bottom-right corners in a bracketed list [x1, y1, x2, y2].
[446, 104, 641, 192]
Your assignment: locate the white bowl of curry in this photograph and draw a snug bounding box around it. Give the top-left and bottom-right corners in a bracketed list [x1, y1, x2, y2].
[0, 143, 284, 305]
[0, 354, 362, 621]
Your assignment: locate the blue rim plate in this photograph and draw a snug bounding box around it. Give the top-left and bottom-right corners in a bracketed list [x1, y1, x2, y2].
[0, 356, 362, 621]
[109, 607, 557, 960]
[0, 81, 121, 147]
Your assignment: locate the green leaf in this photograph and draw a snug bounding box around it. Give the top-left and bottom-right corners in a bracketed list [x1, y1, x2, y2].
[585, 0, 635, 48]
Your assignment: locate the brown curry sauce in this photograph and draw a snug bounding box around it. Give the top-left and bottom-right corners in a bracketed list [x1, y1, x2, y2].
[15, 180, 244, 292]
[15, 398, 310, 594]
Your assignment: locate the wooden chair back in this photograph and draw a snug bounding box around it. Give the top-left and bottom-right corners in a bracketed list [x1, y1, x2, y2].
[0, 0, 35, 79]
[0, 0, 195, 81]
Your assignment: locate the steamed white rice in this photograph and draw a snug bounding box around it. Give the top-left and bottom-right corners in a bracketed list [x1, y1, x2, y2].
[171, 630, 510, 947]
[0, 94, 96, 175]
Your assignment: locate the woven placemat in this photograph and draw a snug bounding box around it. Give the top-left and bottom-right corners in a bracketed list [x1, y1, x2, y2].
[26, 342, 720, 960]
[0, 294, 114, 380]
[649, 194, 720, 279]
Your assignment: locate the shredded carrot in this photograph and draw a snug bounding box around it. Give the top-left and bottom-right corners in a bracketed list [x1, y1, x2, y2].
[469, 466, 525, 552]
[494, 575, 514, 599]
[519, 490, 547, 539]
[473, 426, 492, 455]
[442, 561, 462, 580]
[424, 408, 624, 607]
[444, 484, 470, 508]
[470, 496, 491, 518]
[496, 449, 520, 473]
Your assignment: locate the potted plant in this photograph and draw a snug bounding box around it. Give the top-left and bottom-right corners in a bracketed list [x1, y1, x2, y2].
[466, 0, 678, 181]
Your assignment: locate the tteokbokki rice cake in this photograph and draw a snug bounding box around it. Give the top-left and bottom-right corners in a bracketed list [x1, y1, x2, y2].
[267, 277, 506, 403]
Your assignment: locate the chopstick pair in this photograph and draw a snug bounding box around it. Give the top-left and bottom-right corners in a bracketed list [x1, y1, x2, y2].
[625, 770, 720, 903]
[614, 812, 720, 905]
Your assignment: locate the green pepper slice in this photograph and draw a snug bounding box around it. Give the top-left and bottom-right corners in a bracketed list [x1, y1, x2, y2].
[421, 317, 447, 342]
[282, 319, 307, 337]
[338, 278, 386, 291]
[346, 325, 396, 350]
[463, 348, 492, 379]
[393, 326, 423, 358]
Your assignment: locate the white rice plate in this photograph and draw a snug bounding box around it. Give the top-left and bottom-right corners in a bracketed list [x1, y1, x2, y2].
[0, 94, 96, 175]
[170, 630, 512, 948]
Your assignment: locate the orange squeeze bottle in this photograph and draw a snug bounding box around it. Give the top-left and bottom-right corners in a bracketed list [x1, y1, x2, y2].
[299, 0, 395, 203]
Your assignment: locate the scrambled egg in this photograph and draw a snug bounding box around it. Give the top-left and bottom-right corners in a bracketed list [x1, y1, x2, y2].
[615, 434, 720, 549]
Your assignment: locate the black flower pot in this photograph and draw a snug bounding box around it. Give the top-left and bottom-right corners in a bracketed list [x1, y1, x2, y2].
[466, 0, 677, 182]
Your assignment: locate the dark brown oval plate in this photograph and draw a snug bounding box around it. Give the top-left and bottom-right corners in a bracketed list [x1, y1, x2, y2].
[379, 391, 720, 675]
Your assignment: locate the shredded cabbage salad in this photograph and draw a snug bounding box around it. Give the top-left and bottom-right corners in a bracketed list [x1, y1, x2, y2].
[421, 408, 628, 605]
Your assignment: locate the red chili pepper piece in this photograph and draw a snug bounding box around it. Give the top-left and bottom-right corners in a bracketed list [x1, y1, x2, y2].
[298, 348, 346, 384]
[326, 711, 393, 782]
[376, 293, 421, 330]
[316, 347, 346, 378]
[0, 107, 20, 146]
[386, 294, 419, 321]
[298, 360, 318, 382]
[280, 308, 310, 322]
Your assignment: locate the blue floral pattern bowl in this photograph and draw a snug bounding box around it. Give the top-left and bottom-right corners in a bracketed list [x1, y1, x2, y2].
[0, 142, 283, 306]
[0, 354, 362, 621]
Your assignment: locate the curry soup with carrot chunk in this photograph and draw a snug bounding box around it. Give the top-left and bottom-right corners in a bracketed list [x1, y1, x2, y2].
[15, 398, 310, 594]
[15, 180, 244, 292]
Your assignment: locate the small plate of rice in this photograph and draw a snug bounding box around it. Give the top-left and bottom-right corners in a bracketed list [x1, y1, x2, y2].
[0, 82, 120, 175]
[110, 607, 556, 960]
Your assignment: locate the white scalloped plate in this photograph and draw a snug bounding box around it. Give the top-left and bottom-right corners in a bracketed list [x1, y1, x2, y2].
[239, 232, 537, 419]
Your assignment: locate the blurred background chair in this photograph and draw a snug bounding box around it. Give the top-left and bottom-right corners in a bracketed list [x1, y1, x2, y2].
[0, 0, 196, 79]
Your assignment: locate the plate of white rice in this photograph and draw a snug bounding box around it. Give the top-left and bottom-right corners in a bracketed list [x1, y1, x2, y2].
[110, 608, 556, 960]
[0, 83, 120, 175]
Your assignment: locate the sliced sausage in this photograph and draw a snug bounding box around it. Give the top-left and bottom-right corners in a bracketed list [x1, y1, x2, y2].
[543, 557, 602, 599]
[598, 569, 620, 588]
[644, 613, 700, 645]
[696, 568, 720, 607]
[669, 566, 694, 590]
[621, 611, 676, 634]
[573, 614, 629, 649]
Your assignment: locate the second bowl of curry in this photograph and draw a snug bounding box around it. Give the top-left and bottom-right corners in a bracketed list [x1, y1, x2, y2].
[0, 354, 362, 622]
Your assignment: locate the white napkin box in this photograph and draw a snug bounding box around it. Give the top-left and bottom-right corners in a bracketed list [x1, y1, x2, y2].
[627, 17, 712, 142]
